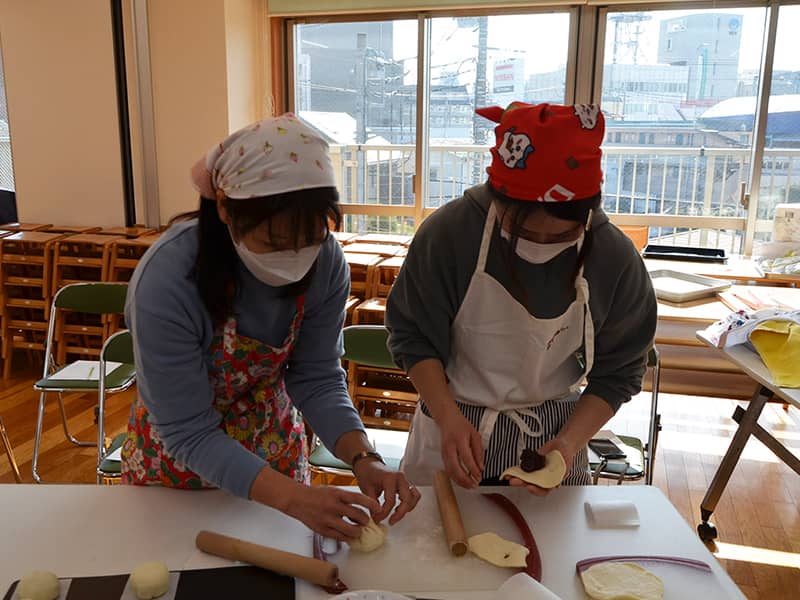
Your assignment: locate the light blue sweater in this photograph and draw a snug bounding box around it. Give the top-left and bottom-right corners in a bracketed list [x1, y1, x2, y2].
[125, 220, 364, 499]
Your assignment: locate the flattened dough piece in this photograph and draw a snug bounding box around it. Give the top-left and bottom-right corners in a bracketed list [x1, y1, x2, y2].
[500, 450, 566, 489]
[16, 571, 60, 600]
[129, 561, 170, 600]
[348, 518, 387, 553]
[580, 562, 664, 600]
[468, 532, 529, 568]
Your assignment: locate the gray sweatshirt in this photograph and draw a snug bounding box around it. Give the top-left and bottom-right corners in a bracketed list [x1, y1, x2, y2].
[385, 184, 657, 412]
[126, 220, 364, 499]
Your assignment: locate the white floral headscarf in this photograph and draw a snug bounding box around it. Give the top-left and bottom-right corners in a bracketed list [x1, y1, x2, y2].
[190, 113, 336, 201]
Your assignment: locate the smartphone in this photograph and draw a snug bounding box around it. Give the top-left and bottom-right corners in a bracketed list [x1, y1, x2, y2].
[588, 438, 627, 460]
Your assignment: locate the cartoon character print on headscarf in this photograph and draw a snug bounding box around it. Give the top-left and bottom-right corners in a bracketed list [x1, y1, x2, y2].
[498, 127, 534, 169]
[574, 104, 601, 130]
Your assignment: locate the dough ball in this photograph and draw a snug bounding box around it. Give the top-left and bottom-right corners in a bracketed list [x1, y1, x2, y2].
[468, 532, 529, 568]
[129, 561, 170, 600]
[16, 571, 59, 600]
[348, 518, 387, 553]
[580, 562, 664, 600]
[500, 450, 566, 489]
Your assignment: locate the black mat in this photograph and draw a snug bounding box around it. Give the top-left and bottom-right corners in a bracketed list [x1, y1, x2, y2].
[4, 566, 294, 600]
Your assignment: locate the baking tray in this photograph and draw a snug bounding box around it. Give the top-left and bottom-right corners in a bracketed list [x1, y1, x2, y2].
[643, 244, 727, 263]
[649, 270, 731, 303]
[3, 566, 293, 600]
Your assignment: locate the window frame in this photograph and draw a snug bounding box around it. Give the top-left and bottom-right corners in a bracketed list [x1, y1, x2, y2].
[279, 1, 800, 254]
[284, 6, 580, 227]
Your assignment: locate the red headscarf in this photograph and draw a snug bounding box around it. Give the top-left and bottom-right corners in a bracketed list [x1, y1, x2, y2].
[476, 102, 605, 202]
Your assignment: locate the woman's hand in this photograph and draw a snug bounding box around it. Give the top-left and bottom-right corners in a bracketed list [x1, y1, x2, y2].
[353, 459, 422, 525]
[283, 483, 381, 541]
[437, 407, 484, 489]
[507, 437, 575, 497]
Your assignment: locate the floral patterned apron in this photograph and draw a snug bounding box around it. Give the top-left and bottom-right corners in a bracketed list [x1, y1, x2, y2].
[121, 296, 309, 488]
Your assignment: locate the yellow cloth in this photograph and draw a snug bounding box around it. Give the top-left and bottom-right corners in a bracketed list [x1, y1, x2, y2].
[749, 320, 800, 388]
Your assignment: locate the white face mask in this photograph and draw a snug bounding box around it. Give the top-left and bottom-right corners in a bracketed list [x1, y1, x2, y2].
[499, 227, 584, 264]
[230, 228, 321, 286]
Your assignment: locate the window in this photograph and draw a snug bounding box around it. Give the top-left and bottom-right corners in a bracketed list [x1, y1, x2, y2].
[0, 43, 14, 192]
[602, 7, 769, 254]
[755, 4, 800, 244]
[286, 4, 799, 252]
[291, 11, 571, 232]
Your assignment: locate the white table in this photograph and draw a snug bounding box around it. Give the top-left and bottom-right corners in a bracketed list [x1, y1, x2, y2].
[695, 331, 800, 541]
[0, 484, 743, 599]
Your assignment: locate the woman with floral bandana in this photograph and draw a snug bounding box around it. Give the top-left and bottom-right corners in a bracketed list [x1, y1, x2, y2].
[121, 114, 420, 540]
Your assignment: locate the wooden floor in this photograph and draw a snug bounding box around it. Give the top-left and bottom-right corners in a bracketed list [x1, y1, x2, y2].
[0, 365, 798, 599]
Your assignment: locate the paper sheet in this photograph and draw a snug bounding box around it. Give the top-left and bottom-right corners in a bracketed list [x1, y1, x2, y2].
[51, 360, 123, 380]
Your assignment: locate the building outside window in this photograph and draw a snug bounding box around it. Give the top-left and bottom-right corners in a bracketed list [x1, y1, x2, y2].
[289, 4, 800, 253]
[0, 43, 14, 192]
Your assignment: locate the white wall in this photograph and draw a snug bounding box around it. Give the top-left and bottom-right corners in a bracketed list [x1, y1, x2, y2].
[147, 0, 230, 223]
[0, 0, 126, 226]
[147, 0, 267, 223]
[0, 0, 270, 226]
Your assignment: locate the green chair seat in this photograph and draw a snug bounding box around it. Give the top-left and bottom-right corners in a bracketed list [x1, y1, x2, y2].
[589, 435, 645, 478]
[98, 432, 127, 475]
[309, 442, 402, 472]
[35, 363, 136, 391]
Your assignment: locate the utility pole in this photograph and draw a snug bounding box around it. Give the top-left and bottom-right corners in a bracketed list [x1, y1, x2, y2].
[473, 17, 488, 145]
[355, 33, 367, 227]
[472, 16, 489, 185]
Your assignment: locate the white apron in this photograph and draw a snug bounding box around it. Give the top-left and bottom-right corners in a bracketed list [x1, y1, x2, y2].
[401, 203, 595, 485]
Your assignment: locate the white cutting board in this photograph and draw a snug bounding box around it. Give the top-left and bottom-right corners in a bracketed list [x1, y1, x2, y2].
[327, 488, 528, 593]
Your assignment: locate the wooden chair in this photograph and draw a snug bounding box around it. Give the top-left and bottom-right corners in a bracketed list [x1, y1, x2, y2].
[51, 234, 126, 362]
[352, 297, 386, 325]
[332, 231, 359, 246]
[0, 415, 22, 483]
[342, 325, 417, 431]
[340, 242, 400, 257]
[344, 295, 361, 326]
[0, 223, 51, 232]
[51, 234, 123, 290]
[0, 231, 68, 378]
[105, 235, 161, 333]
[352, 233, 411, 246]
[344, 252, 382, 300]
[368, 256, 404, 298]
[108, 235, 161, 283]
[43, 225, 101, 235]
[99, 226, 157, 238]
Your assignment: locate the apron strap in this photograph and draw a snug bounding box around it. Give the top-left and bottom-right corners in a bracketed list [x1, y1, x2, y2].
[569, 276, 595, 393]
[478, 406, 545, 464]
[476, 202, 498, 273]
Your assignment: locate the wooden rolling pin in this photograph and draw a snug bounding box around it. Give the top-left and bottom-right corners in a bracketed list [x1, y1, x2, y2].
[433, 470, 468, 556]
[195, 530, 340, 589]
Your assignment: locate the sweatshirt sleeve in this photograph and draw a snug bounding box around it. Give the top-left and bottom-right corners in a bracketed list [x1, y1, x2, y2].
[285, 242, 364, 452]
[385, 202, 476, 372]
[127, 272, 265, 499]
[583, 248, 658, 412]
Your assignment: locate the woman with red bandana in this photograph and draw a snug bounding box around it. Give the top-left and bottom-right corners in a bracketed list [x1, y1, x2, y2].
[121, 114, 420, 539]
[386, 102, 657, 492]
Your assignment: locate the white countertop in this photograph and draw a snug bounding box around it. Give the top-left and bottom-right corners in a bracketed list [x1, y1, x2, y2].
[0, 484, 744, 599]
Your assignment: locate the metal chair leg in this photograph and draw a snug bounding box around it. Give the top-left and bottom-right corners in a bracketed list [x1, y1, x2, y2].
[32, 391, 47, 482]
[646, 350, 662, 486]
[0, 416, 22, 483]
[57, 392, 95, 447]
